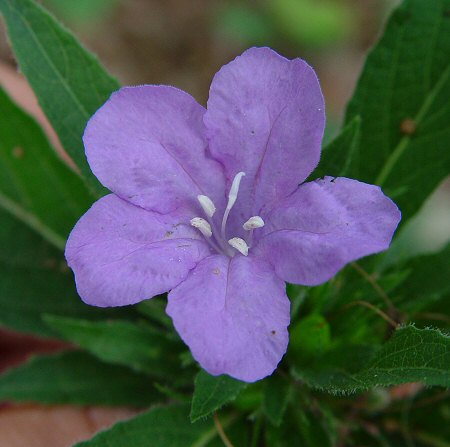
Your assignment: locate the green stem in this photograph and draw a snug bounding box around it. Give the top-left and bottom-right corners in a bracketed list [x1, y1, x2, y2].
[250, 412, 264, 447]
[192, 413, 239, 447]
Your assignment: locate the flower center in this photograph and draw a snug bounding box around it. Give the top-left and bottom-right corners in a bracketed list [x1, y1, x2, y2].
[190, 172, 264, 257]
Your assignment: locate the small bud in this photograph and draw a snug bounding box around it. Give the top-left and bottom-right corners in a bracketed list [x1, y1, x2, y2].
[190, 217, 212, 238]
[197, 195, 216, 218]
[243, 216, 265, 230]
[228, 237, 249, 256]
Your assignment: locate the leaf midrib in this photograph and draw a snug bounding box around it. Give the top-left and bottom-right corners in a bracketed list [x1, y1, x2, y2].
[376, 63, 450, 186]
[0, 191, 65, 250]
[2, 0, 91, 123]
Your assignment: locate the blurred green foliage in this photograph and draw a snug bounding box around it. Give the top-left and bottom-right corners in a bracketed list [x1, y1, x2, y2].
[43, 0, 118, 25]
[215, 0, 355, 48]
[268, 0, 355, 47]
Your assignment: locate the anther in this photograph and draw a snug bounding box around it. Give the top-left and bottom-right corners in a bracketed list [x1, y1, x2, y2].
[197, 195, 216, 218]
[243, 216, 265, 230]
[190, 217, 212, 238]
[228, 237, 249, 256]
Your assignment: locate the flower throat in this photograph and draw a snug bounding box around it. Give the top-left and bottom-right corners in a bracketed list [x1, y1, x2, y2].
[190, 172, 264, 257]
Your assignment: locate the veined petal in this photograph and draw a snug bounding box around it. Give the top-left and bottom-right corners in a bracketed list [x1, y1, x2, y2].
[65, 195, 211, 307]
[166, 254, 290, 382]
[84, 85, 226, 214]
[253, 177, 401, 285]
[204, 47, 325, 229]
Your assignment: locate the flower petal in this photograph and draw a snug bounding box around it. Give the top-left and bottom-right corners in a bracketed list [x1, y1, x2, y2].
[65, 195, 211, 307]
[253, 177, 401, 285]
[84, 86, 226, 214]
[204, 47, 325, 229]
[166, 254, 290, 382]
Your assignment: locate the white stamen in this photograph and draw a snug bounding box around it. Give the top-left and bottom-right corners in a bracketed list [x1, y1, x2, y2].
[221, 171, 246, 239]
[197, 195, 216, 218]
[190, 217, 212, 238]
[228, 237, 249, 256]
[243, 216, 265, 230]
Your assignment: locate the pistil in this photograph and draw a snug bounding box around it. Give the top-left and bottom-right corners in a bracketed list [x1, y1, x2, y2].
[221, 172, 245, 241]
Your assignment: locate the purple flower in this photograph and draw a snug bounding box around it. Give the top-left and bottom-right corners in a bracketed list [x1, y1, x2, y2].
[65, 47, 401, 382]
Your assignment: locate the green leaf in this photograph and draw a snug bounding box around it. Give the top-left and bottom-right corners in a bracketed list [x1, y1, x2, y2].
[136, 297, 174, 330]
[0, 86, 93, 249]
[389, 388, 450, 447]
[0, 0, 119, 194]
[344, 0, 450, 223]
[394, 243, 450, 311]
[232, 382, 263, 412]
[0, 208, 133, 338]
[44, 315, 182, 379]
[75, 404, 223, 447]
[265, 399, 337, 447]
[293, 408, 334, 447]
[312, 115, 361, 179]
[263, 374, 291, 426]
[190, 370, 247, 422]
[265, 414, 304, 447]
[0, 351, 160, 407]
[294, 326, 450, 393]
[386, 244, 450, 331]
[286, 284, 307, 320]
